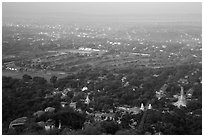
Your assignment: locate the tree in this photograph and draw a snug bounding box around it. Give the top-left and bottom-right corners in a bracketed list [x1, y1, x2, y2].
[33, 76, 47, 85]
[100, 121, 119, 134]
[22, 74, 32, 82]
[50, 76, 57, 85]
[115, 129, 139, 135]
[53, 110, 86, 130]
[81, 123, 102, 135]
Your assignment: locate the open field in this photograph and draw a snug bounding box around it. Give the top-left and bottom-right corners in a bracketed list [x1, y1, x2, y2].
[2, 70, 69, 81]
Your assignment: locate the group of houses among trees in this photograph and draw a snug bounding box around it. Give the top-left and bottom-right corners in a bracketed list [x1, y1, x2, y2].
[2, 64, 202, 135]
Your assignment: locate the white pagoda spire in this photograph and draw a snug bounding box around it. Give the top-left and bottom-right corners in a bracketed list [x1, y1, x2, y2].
[173, 86, 187, 108]
[140, 103, 145, 111]
[148, 104, 152, 109]
[180, 86, 184, 99]
[58, 120, 61, 129]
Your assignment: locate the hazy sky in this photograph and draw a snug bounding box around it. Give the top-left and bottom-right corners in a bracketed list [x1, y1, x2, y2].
[3, 2, 202, 16]
[2, 2, 202, 24]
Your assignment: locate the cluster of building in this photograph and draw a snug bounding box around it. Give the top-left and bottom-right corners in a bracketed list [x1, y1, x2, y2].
[155, 79, 196, 109]
[9, 106, 57, 131]
[34, 107, 58, 131]
[7, 68, 200, 133]
[3, 61, 20, 72]
[172, 86, 187, 108]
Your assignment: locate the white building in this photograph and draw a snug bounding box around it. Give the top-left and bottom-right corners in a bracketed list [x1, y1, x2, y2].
[140, 103, 145, 111]
[173, 86, 187, 108]
[84, 95, 90, 105]
[82, 86, 88, 91]
[148, 104, 152, 109]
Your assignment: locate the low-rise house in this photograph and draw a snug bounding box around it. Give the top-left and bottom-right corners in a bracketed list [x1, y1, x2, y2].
[52, 88, 60, 95]
[102, 113, 115, 121]
[124, 81, 130, 87]
[121, 76, 127, 83]
[84, 95, 90, 105]
[37, 121, 46, 128]
[139, 84, 144, 89]
[63, 88, 72, 94]
[108, 109, 114, 113]
[117, 103, 145, 114]
[45, 119, 55, 131]
[116, 119, 122, 124]
[117, 106, 129, 111]
[45, 94, 54, 99]
[153, 74, 159, 77]
[156, 91, 165, 100]
[77, 108, 83, 113]
[60, 89, 69, 98]
[45, 107, 55, 113]
[61, 94, 67, 99]
[184, 75, 189, 79]
[94, 112, 115, 122]
[156, 84, 168, 100]
[199, 76, 202, 83]
[33, 110, 45, 118]
[132, 86, 138, 91]
[129, 119, 137, 129]
[86, 111, 94, 116]
[128, 107, 141, 115]
[90, 107, 94, 111]
[178, 78, 189, 85]
[82, 120, 92, 130]
[94, 112, 103, 121]
[98, 76, 106, 81]
[87, 80, 92, 84]
[173, 94, 179, 98]
[69, 102, 77, 110]
[186, 112, 193, 115]
[61, 102, 68, 108]
[186, 88, 194, 99]
[155, 132, 163, 135]
[38, 120, 61, 131]
[82, 86, 88, 91]
[160, 84, 168, 92]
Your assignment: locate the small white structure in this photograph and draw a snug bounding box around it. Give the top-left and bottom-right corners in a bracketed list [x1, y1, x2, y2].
[84, 95, 90, 105]
[140, 103, 145, 111]
[153, 74, 159, 77]
[128, 107, 141, 115]
[45, 119, 55, 131]
[58, 120, 61, 129]
[148, 104, 152, 109]
[121, 76, 126, 83]
[82, 86, 88, 91]
[45, 107, 55, 113]
[124, 82, 129, 87]
[77, 108, 83, 113]
[61, 102, 68, 108]
[69, 102, 77, 109]
[117, 120, 121, 124]
[173, 86, 187, 108]
[156, 84, 167, 100]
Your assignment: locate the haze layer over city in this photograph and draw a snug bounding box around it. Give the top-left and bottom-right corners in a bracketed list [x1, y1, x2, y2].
[2, 2, 202, 135]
